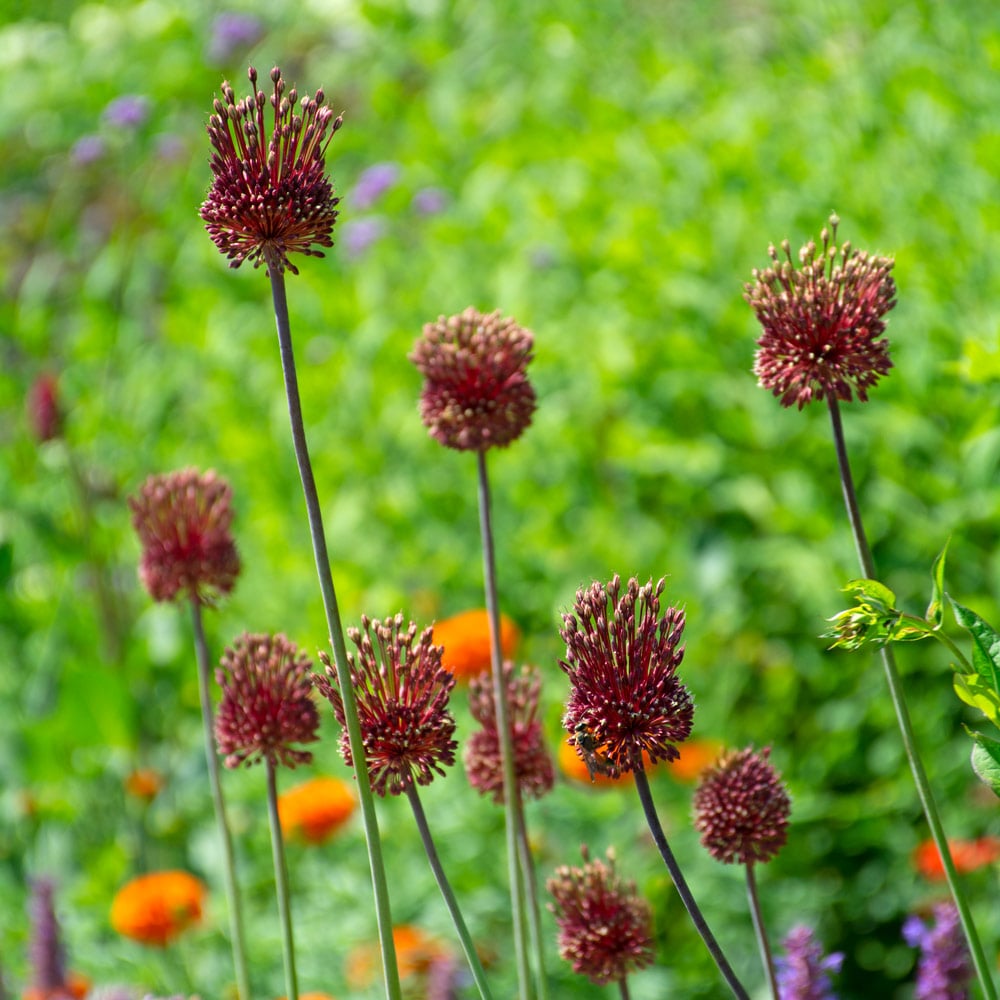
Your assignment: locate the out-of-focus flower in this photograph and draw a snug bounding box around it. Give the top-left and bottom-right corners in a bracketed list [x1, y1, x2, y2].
[102, 95, 150, 129]
[345, 925, 447, 990]
[278, 776, 356, 844]
[315, 615, 457, 796]
[547, 846, 654, 987]
[26, 374, 62, 443]
[912, 836, 1000, 882]
[410, 307, 536, 451]
[128, 469, 240, 605]
[903, 903, 972, 1000]
[412, 186, 448, 216]
[277, 994, 335, 1000]
[426, 955, 464, 1000]
[557, 739, 665, 787]
[215, 633, 320, 770]
[775, 926, 843, 1000]
[23, 879, 90, 1000]
[744, 214, 896, 410]
[124, 768, 163, 803]
[693, 746, 790, 866]
[206, 12, 264, 63]
[464, 663, 554, 803]
[666, 738, 724, 782]
[559, 576, 693, 778]
[201, 65, 342, 275]
[110, 871, 205, 947]
[351, 162, 399, 209]
[431, 609, 519, 681]
[70, 135, 106, 165]
[342, 217, 386, 260]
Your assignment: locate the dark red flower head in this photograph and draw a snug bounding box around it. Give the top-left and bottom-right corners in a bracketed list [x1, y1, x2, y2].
[128, 469, 240, 605]
[27, 374, 63, 443]
[215, 632, 320, 769]
[315, 614, 457, 796]
[745, 214, 896, 409]
[201, 65, 342, 275]
[693, 746, 791, 865]
[410, 306, 536, 451]
[559, 575, 693, 778]
[547, 846, 654, 987]
[464, 663, 555, 803]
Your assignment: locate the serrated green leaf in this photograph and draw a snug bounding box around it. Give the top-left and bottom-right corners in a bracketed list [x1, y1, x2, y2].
[968, 729, 1000, 798]
[926, 541, 949, 629]
[951, 600, 1000, 706]
[953, 672, 1000, 727]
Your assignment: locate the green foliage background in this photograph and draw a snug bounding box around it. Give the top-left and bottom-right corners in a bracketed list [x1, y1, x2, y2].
[3, 0, 1000, 996]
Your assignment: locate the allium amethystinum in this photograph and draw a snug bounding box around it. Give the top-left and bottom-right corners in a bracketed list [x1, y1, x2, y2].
[201, 65, 342, 275]
[559, 575, 693, 778]
[745, 215, 896, 409]
[315, 614, 457, 796]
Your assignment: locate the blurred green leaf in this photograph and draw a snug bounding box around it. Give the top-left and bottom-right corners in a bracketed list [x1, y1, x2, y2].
[967, 728, 1000, 798]
[926, 540, 949, 629]
[951, 599, 1000, 713]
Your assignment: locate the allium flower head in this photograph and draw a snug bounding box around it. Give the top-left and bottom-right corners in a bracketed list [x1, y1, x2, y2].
[278, 775, 356, 844]
[903, 903, 973, 1000]
[201, 65, 342, 275]
[27, 373, 62, 442]
[464, 663, 555, 803]
[693, 745, 791, 865]
[128, 469, 240, 605]
[315, 614, 457, 796]
[775, 926, 843, 1000]
[110, 871, 205, 947]
[547, 846, 654, 986]
[215, 632, 320, 769]
[745, 214, 896, 409]
[559, 575, 693, 778]
[410, 307, 536, 451]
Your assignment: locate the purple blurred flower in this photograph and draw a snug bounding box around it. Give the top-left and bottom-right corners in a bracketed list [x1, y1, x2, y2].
[903, 903, 972, 1000]
[776, 926, 842, 1000]
[412, 186, 448, 216]
[351, 162, 399, 209]
[102, 95, 149, 129]
[27, 878, 66, 993]
[71, 135, 105, 165]
[343, 217, 386, 259]
[207, 12, 264, 63]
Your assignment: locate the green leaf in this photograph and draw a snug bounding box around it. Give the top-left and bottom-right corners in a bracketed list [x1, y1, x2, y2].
[967, 728, 1000, 798]
[926, 541, 949, 629]
[842, 578, 897, 610]
[953, 672, 1000, 728]
[951, 599, 1000, 707]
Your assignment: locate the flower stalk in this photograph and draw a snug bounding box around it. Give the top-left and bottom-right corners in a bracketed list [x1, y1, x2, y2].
[266, 759, 298, 1000]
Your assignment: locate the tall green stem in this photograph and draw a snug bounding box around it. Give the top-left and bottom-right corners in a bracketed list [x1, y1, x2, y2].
[404, 784, 494, 999]
[190, 600, 252, 1000]
[744, 864, 777, 999]
[265, 256, 401, 1000]
[633, 769, 749, 999]
[827, 397, 996, 1000]
[514, 804, 550, 1000]
[266, 760, 297, 1000]
[475, 450, 534, 999]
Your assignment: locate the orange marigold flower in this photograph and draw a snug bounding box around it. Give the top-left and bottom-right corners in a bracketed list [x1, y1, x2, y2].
[278, 776, 356, 844]
[345, 925, 447, 989]
[913, 837, 1000, 881]
[666, 739, 724, 783]
[110, 870, 206, 946]
[124, 768, 164, 802]
[557, 738, 663, 787]
[431, 609, 519, 681]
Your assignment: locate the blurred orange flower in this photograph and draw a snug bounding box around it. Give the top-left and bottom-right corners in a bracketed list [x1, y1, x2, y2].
[557, 738, 668, 786]
[278, 776, 356, 844]
[110, 870, 205, 946]
[346, 924, 447, 989]
[913, 836, 1000, 881]
[125, 768, 164, 802]
[22, 971, 90, 1000]
[278, 994, 335, 1000]
[665, 739, 724, 782]
[431, 610, 519, 681]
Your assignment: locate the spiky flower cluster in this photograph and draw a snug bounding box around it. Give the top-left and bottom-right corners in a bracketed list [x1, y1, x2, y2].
[128, 469, 240, 604]
[215, 632, 320, 769]
[547, 846, 654, 987]
[464, 662, 555, 803]
[410, 307, 536, 451]
[693, 746, 790, 865]
[775, 926, 843, 1000]
[559, 575, 693, 777]
[902, 903, 972, 1000]
[201, 65, 342, 274]
[315, 615, 457, 796]
[745, 215, 896, 409]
